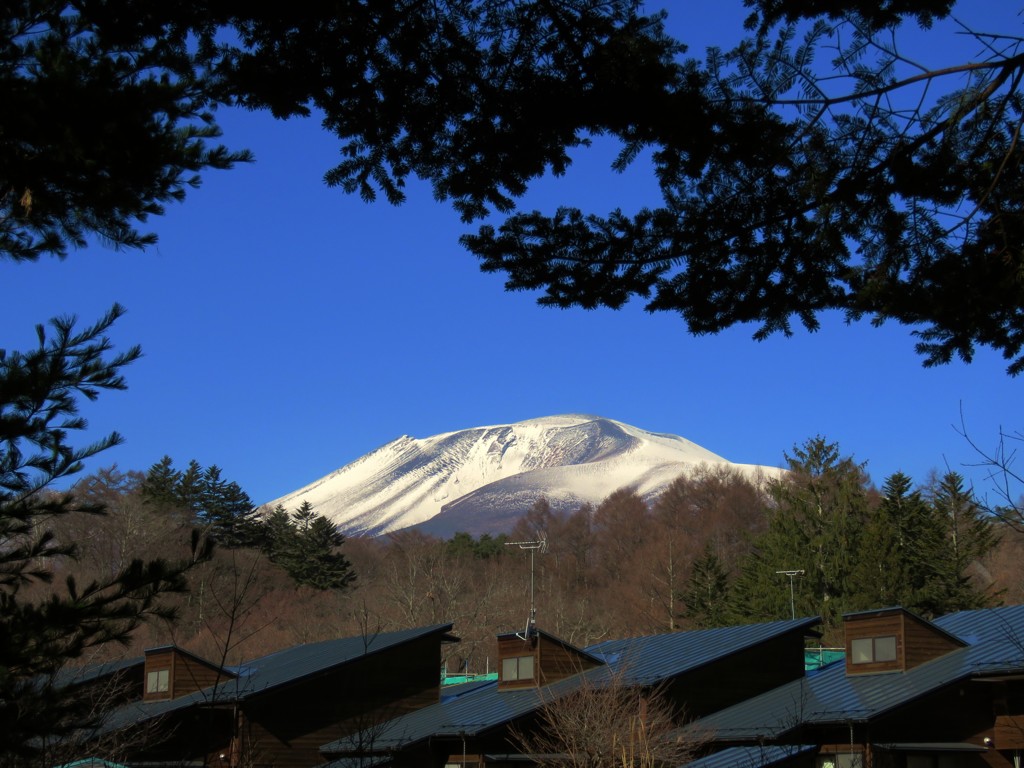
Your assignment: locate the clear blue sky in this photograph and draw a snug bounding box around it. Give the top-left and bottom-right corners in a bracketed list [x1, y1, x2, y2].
[3, 2, 1020, 511]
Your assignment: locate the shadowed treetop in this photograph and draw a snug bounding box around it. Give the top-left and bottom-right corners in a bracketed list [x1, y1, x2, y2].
[3, 0, 1023, 371]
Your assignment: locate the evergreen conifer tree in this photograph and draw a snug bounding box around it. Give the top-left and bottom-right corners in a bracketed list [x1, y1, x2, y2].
[917, 472, 999, 615]
[852, 472, 933, 611]
[263, 501, 355, 591]
[200, 465, 262, 548]
[303, 515, 356, 591]
[264, 504, 297, 563]
[140, 459, 264, 548]
[176, 460, 206, 522]
[0, 307, 210, 758]
[731, 437, 871, 636]
[683, 542, 732, 629]
[139, 456, 181, 508]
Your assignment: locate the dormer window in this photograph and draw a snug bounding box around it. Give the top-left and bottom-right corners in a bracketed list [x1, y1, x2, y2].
[146, 668, 170, 694]
[851, 636, 897, 665]
[143, 644, 232, 701]
[496, 628, 604, 690]
[843, 607, 965, 675]
[502, 655, 535, 682]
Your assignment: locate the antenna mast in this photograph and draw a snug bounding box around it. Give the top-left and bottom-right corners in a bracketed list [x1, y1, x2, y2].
[775, 569, 805, 620]
[505, 537, 548, 640]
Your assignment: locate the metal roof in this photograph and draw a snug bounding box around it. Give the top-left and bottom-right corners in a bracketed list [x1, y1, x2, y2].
[688, 744, 816, 768]
[691, 604, 1024, 742]
[98, 623, 455, 731]
[587, 617, 821, 686]
[52, 655, 143, 688]
[321, 616, 821, 756]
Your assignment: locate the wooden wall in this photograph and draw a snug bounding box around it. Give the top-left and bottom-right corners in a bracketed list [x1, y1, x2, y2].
[497, 633, 537, 690]
[173, 648, 229, 696]
[240, 631, 446, 768]
[843, 610, 962, 675]
[901, 613, 963, 669]
[537, 632, 601, 685]
[143, 646, 231, 701]
[665, 629, 808, 719]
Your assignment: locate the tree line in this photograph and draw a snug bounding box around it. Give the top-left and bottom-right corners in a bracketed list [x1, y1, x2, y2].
[38, 436, 1010, 670]
[6, 421, 1013, 764]
[5, 0, 1023, 760]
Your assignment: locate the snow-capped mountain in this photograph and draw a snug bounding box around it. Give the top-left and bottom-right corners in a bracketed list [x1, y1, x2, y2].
[265, 414, 782, 538]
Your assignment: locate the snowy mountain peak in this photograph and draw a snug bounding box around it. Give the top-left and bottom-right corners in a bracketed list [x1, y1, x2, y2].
[265, 415, 781, 538]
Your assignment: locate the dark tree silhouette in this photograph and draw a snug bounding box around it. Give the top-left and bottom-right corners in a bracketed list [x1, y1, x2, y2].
[0, 306, 210, 759]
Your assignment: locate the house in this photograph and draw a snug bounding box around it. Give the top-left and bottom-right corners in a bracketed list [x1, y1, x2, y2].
[75, 605, 1024, 768]
[85, 623, 458, 768]
[686, 605, 1024, 768]
[319, 617, 821, 767]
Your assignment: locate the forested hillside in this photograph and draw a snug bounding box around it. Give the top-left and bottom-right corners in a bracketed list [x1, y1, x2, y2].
[38, 441, 1019, 677]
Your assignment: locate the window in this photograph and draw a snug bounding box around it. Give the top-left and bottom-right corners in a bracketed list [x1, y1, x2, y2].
[851, 635, 898, 664]
[501, 654, 535, 682]
[818, 753, 862, 768]
[146, 668, 169, 693]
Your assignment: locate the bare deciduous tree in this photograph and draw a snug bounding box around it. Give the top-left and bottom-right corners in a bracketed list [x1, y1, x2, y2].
[512, 671, 705, 768]
[958, 410, 1024, 532]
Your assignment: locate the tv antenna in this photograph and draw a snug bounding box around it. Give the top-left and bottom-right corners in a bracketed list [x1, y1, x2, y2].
[775, 569, 805, 620]
[505, 536, 548, 641]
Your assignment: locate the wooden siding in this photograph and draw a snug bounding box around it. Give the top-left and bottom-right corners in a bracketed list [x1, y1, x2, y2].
[497, 634, 538, 690]
[845, 613, 904, 675]
[143, 648, 174, 702]
[496, 631, 601, 689]
[843, 609, 962, 675]
[143, 646, 230, 701]
[172, 648, 228, 697]
[666, 630, 808, 719]
[863, 681, 996, 749]
[536, 632, 601, 685]
[901, 613, 963, 669]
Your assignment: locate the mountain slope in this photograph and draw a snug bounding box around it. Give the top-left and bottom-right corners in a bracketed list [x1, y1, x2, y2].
[266, 415, 781, 537]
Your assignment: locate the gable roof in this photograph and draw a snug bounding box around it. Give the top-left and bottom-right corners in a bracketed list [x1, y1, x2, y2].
[321, 616, 821, 757]
[587, 617, 821, 685]
[497, 627, 606, 668]
[692, 604, 1024, 742]
[99, 623, 456, 731]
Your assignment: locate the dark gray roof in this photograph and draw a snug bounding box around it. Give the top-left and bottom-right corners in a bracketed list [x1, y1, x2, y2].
[98, 623, 455, 731]
[688, 744, 816, 768]
[53, 656, 143, 688]
[321, 617, 821, 756]
[691, 604, 1024, 742]
[587, 617, 821, 685]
